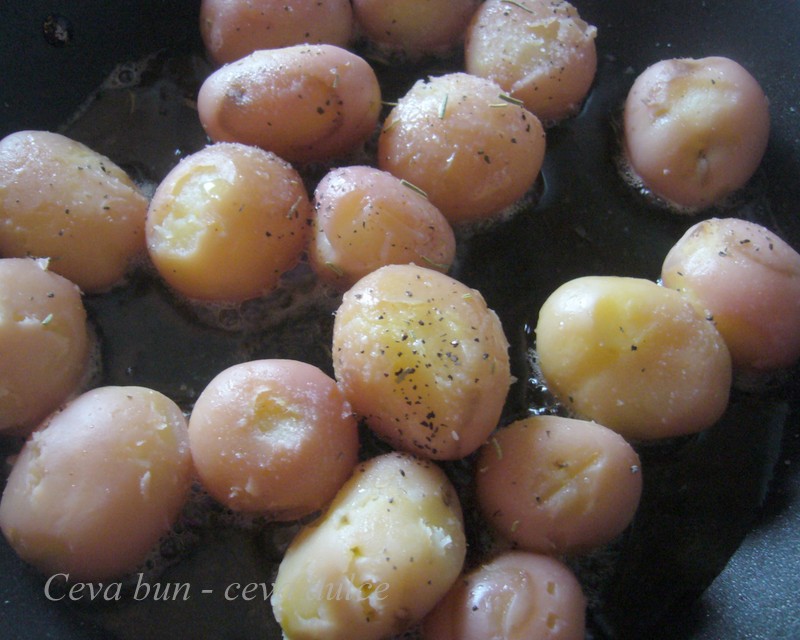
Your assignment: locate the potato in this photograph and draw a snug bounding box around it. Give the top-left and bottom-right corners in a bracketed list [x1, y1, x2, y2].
[535, 276, 732, 440]
[623, 57, 770, 211]
[271, 452, 466, 640]
[352, 0, 481, 61]
[662, 217, 800, 373]
[0, 386, 191, 582]
[200, 0, 354, 65]
[378, 72, 546, 225]
[0, 258, 90, 434]
[0, 130, 148, 293]
[197, 45, 382, 165]
[188, 359, 359, 519]
[332, 264, 511, 460]
[476, 415, 642, 555]
[422, 551, 586, 640]
[309, 165, 456, 289]
[146, 142, 312, 302]
[465, 0, 598, 124]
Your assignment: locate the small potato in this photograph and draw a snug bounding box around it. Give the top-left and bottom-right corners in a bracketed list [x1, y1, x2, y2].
[197, 45, 382, 165]
[422, 551, 586, 640]
[309, 165, 456, 289]
[200, 0, 354, 65]
[332, 264, 511, 460]
[662, 217, 800, 372]
[535, 276, 732, 440]
[0, 386, 191, 582]
[352, 0, 481, 61]
[378, 72, 545, 225]
[0, 130, 148, 293]
[188, 359, 359, 519]
[465, 0, 598, 124]
[146, 142, 312, 302]
[271, 452, 466, 640]
[623, 56, 770, 211]
[476, 416, 642, 555]
[0, 258, 90, 434]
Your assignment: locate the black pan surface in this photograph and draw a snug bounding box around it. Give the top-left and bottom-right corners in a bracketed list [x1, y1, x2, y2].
[1, 1, 798, 639]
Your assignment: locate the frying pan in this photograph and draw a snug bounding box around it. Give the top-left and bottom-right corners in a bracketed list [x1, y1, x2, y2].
[1, 1, 798, 639]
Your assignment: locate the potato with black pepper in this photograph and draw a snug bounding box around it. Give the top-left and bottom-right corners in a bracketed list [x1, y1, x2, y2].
[197, 44, 382, 165]
[0, 130, 148, 293]
[535, 276, 732, 440]
[271, 451, 467, 640]
[332, 264, 512, 460]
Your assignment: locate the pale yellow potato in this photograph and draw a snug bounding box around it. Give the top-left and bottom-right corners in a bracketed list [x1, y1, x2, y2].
[0, 130, 148, 293]
[623, 56, 770, 211]
[146, 142, 311, 302]
[271, 451, 466, 640]
[188, 359, 359, 519]
[0, 386, 191, 582]
[0, 258, 90, 434]
[200, 0, 354, 65]
[476, 415, 642, 555]
[465, 0, 598, 124]
[535, 276, 732, 440]
[197, 45, 382, 165]
[378, 72, 546, 225]
[332, 264, 511, 460]
[662, 217, 800, 372]
[309, 165, 456, 289]
[352, 0, 481, 61]
[422, 551, 586, 640]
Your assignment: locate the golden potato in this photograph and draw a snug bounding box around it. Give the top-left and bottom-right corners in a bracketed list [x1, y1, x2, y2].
[535, 276, 732, 440]
[378, 72, 545, 224]
[332, 264, 511, 460]
[0, 130, 148, 293]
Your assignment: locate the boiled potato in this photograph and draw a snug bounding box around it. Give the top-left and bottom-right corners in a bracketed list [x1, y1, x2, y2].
[535, 276, 732, 440]
[465, 0, 598, 124]
[662, 217, 800, 373]
[332, 264, 511, 460]
[623, 56, 770, 211]
[352, 0, 480, 61]
[200, 0, 354, 65]
[309, 165, 456, 289]
[0, 258, 90, 434]
[476, 415, 642, 555]
[188, 359, 359, 519]
[422, 551, 586, 640]
[378, 72, 546, 225]
[0, 130, 148, 293]
[146, 142, 312, 302]
[197, 44, 382, 165]
[0, 386, 191, 582]
[271, 451, 466, 640]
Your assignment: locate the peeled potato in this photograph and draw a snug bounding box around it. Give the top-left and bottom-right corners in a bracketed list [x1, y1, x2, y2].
[332, 264, 511, 460]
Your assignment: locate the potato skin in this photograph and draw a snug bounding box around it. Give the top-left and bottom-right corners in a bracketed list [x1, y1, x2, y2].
[0, 130, 148, 293]
[197, 45, 382, 164]
[271, 452, 466, 640]
[332, 264, 511, 460]
[146, 142, 311, 302]
[623, 57, 770, 211]
[0, 258, 89, 434]
[378, 72, 545, 224]
[188, 359, 359, 519]
[200, 0, 354, 65]
[535, 276, 732, 440]
[662, 217, 800, 372]
[465, 0, 598, 123]
[476, 415, 642, 555]
[0, 386, 191, 582]
[309, 165, 456, 289]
